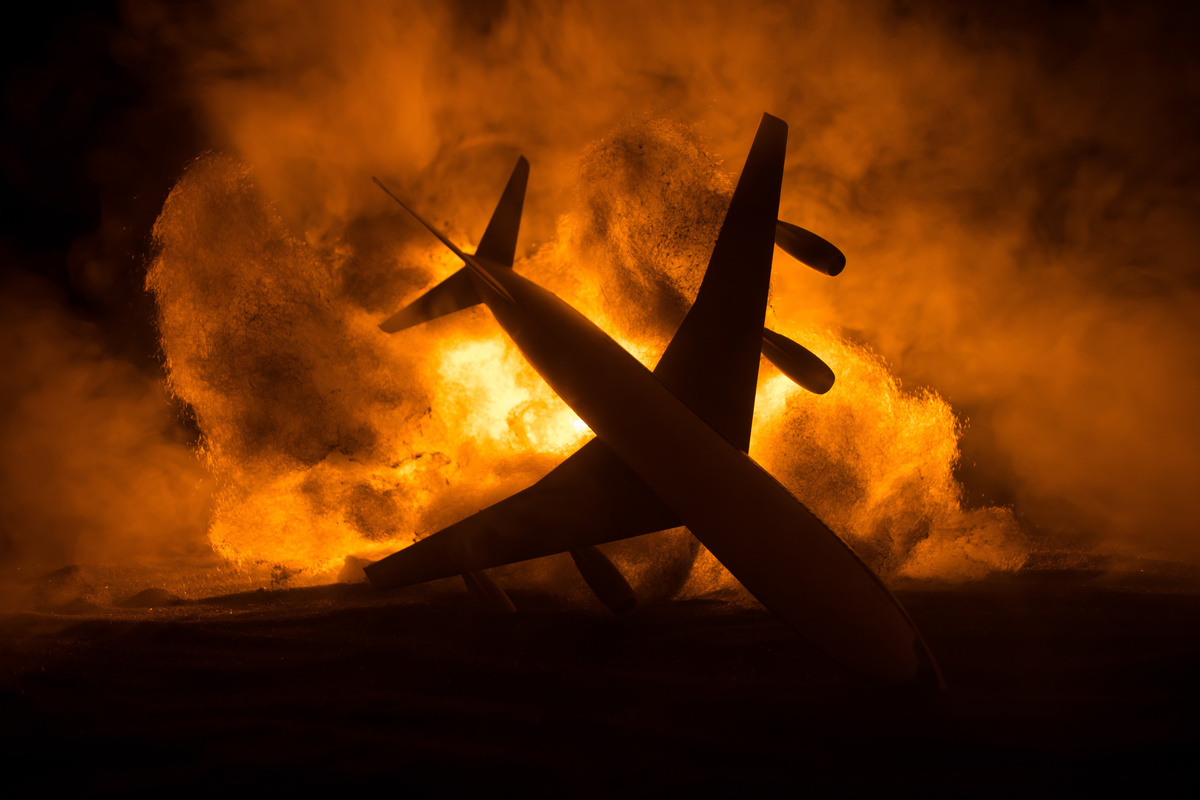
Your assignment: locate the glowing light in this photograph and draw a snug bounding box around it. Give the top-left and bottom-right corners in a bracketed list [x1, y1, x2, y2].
[434, 334, 592, 453]
[147, 120, 1024, 586]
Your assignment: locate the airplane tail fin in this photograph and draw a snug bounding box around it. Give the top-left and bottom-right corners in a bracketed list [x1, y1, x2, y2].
[376, 157, 529, 333]
[474, 156, 529, 268]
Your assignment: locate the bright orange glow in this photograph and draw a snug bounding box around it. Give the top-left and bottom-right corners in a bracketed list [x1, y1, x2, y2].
[433, 335, 590, 454]
[751, 329, 1025, 581]
[140, 4, 1058, 590]
[147, 120, 1031, 591]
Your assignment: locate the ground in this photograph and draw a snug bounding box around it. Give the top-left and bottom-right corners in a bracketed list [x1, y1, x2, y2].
[2, 567, 1197, 796]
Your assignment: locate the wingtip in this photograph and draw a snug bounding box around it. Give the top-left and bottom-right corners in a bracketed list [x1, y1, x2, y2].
[761, 111, 789, 133]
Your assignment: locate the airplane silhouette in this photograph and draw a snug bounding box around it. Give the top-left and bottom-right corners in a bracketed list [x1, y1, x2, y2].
[365, 114, 940, 685]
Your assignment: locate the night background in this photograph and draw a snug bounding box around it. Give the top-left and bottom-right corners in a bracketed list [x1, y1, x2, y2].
[2, 1, 1198, 793]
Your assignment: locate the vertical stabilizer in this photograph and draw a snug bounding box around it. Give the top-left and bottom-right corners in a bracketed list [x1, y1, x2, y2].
[474, 156, 529, 268]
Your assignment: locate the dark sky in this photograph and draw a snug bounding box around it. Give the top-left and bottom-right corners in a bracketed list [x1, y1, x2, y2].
[0, 1, 197, 360]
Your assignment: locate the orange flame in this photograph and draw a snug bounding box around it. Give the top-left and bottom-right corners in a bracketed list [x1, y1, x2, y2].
[147, 117, 1027, 590]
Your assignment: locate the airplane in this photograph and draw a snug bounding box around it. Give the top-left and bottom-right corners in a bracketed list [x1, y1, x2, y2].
[364, 114, 941, 685]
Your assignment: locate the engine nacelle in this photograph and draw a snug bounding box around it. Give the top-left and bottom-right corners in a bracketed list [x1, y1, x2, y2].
[775, 220, 846, 276]
[760, 327, 835, 394]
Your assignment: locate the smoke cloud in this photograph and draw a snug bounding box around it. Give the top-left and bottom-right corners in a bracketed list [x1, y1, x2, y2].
[0, 273, 212, 577]
[9, 0, 1194, 591]
[148, 111, 1024, 590]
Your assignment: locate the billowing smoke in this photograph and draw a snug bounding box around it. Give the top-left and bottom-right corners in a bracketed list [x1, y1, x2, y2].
[148, 114, 1024, 590]
[5, 0, 1195, 592]
[0, 273, 212, 574]
[133, 0, 1199, 566]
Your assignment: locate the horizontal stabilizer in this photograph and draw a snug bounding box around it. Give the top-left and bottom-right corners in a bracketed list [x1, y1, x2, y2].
[379, 268, 480, 333]
[761, 328, 835, 394]
[775, 220, 846, 276]
[377, 159, 527, 332]
[373, 176, 514, 303]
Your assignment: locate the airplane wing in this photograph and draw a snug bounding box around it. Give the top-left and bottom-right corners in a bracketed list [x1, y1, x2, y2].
[364, 437, 679, 588]
[366, 114, 788, 590]
[654, 114, 787, 452]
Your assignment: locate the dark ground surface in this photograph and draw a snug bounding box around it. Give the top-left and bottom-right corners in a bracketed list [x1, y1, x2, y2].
[2, 568, 1198, 797]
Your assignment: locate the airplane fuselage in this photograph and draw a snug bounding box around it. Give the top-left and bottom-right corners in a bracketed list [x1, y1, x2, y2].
[364, 115, 940, 685]
[459, 255, 929, 684]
